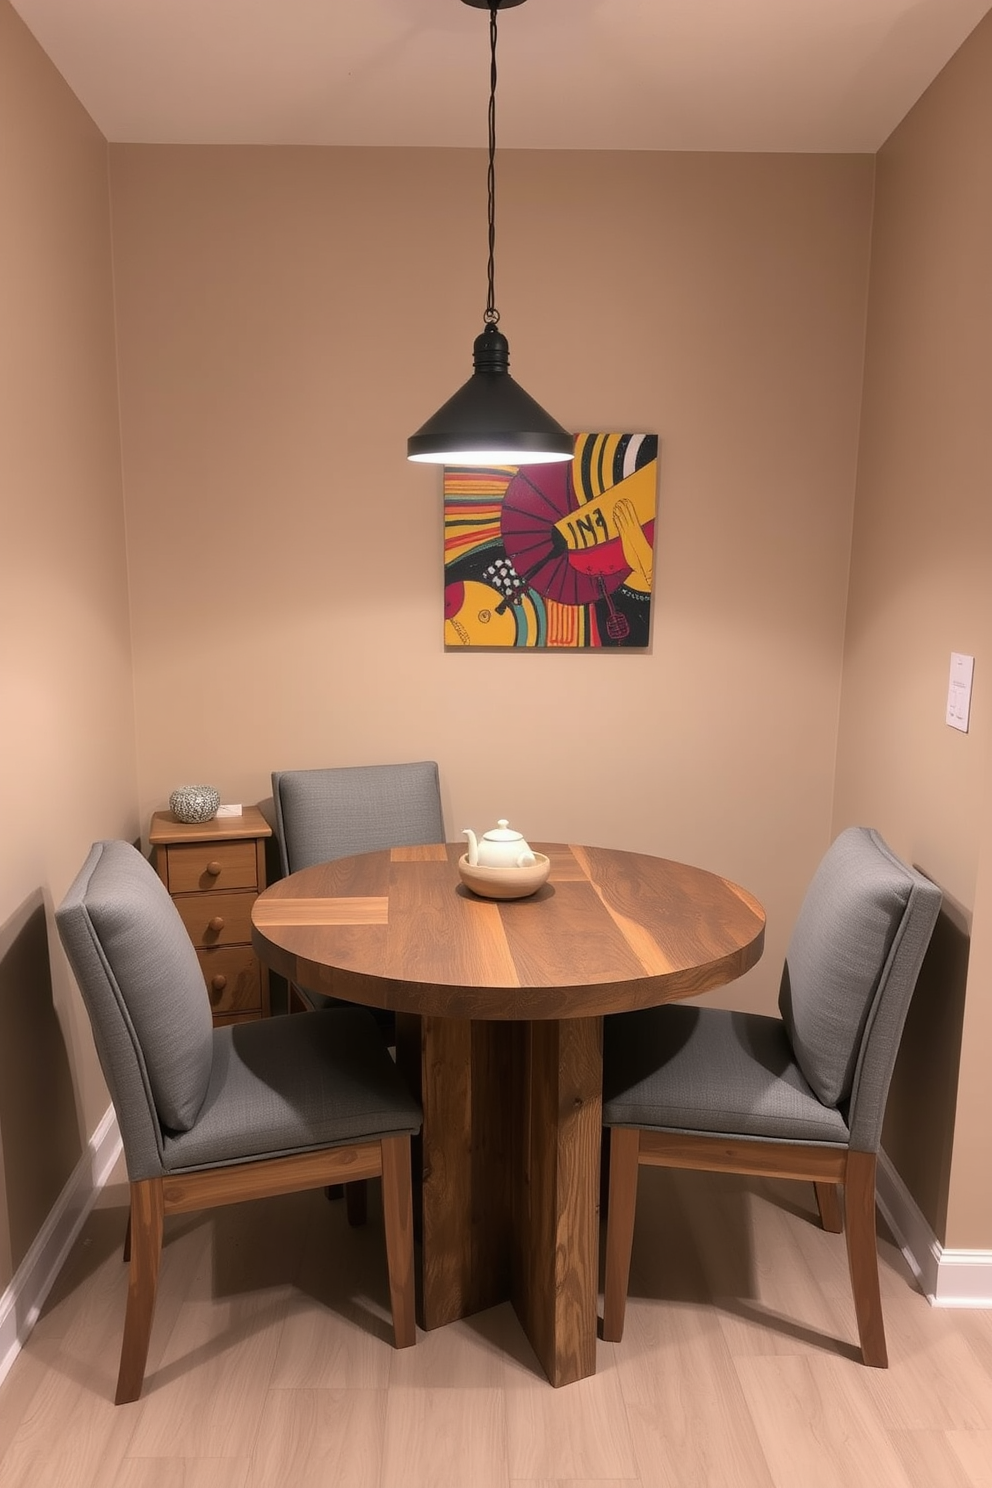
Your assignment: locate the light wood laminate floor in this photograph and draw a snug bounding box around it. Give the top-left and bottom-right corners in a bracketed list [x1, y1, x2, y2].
[1, 1158, 990, 1487]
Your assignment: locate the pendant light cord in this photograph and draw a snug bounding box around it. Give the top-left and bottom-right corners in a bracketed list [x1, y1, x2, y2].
[407, 0, 573, 461]
[484, 1, 499, 326]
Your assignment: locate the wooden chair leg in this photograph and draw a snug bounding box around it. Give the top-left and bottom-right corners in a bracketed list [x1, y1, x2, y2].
[326, 1181, 369, 1221]
[814, 1181, 844, 1233]
[379, 1135, 416, 1349]
[116, 1178, 165, 1404]
[345, 1180, 368, 1227]
[602, 1126, 641, 1342]
[122, 1211, 132, 1262]
[843, 1150, 887, 1367]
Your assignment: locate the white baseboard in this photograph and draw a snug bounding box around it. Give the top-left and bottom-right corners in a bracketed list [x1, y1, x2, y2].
[0, 1106, 122, 1388]
[877, 1149, 992, 1308]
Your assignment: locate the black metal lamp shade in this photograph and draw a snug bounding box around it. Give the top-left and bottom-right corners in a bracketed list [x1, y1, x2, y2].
[407, 325, 573, 465]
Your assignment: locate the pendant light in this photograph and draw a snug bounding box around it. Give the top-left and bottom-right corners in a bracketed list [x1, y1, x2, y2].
[407, 0, 573, 466]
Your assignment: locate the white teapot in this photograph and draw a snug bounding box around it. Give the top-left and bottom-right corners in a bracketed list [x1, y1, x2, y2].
[463, 819, 537, 870]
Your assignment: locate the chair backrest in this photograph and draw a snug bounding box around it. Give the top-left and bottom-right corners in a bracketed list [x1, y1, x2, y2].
[56, 840, 215, 1179]
[271, 761, 445, 876]
[778, 826, 941, 1147]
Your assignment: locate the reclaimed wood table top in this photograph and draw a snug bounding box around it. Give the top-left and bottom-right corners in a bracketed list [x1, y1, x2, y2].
[251, 841, 766, 1019]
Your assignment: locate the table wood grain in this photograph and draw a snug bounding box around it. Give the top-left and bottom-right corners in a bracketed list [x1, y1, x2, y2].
[252, 842, 765, 1015]
[251, 842, 765, 1386]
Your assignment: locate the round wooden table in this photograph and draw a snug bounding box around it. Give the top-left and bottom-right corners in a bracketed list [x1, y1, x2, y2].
[252, 841, 765, 1385]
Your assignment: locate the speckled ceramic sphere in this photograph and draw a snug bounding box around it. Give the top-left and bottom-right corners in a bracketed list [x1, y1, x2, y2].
[169, 785, 220, 824]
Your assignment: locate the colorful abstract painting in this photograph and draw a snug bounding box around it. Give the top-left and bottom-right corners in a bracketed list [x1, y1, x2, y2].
[444, 433, 658, 648]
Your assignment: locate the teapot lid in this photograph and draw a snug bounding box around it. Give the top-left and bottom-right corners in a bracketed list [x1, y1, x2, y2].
[483, 818, 524, 842]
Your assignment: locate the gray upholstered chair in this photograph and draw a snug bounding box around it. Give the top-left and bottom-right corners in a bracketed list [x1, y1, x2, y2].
[271, 760, 445, 1017]
[56, 839, 421, 1404]
[601, 826, 941, 1367]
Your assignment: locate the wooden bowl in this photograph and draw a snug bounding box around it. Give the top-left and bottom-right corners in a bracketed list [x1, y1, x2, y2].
[457, 852, 551, 900]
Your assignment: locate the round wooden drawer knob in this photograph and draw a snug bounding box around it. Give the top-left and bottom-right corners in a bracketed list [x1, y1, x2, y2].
[211, 974, 228, 992]
[208, 916, 225, 932]
[206, 860, 223, 877]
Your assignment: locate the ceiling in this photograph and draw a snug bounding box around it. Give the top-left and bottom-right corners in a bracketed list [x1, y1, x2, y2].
[10, 0, 992, 153]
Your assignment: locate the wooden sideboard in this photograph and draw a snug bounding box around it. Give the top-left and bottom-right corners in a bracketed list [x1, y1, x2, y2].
[149, 805, 272, 1025]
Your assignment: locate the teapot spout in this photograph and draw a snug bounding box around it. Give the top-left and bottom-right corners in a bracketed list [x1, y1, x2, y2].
[463, 828, 479, 867]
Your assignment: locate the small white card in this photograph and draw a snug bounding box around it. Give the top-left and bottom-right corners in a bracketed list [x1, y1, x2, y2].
[216, 803, 243, 817]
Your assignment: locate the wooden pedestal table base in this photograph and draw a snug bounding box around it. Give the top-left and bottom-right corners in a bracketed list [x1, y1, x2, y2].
[396, 1013, 601, 1385]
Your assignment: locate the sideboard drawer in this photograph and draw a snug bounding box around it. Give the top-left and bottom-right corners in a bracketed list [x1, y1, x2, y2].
[197, 946, 261, 1017]
[162, 840, 259, 895]
[174, 891, 256, 948]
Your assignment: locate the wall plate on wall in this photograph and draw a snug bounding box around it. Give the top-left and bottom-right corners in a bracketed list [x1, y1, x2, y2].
[946, 652, 974, 733]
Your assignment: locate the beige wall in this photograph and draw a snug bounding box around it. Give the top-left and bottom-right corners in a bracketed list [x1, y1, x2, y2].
[109, 145, 873, 1020]
[0, 2, 137, 1288]
[834, 12, 992, 1247]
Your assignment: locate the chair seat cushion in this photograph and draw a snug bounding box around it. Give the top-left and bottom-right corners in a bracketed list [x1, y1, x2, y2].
[295, 984, 396, 1042]
[161, 1007, 422, 1172]
[603, 1004, 849, 1144]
